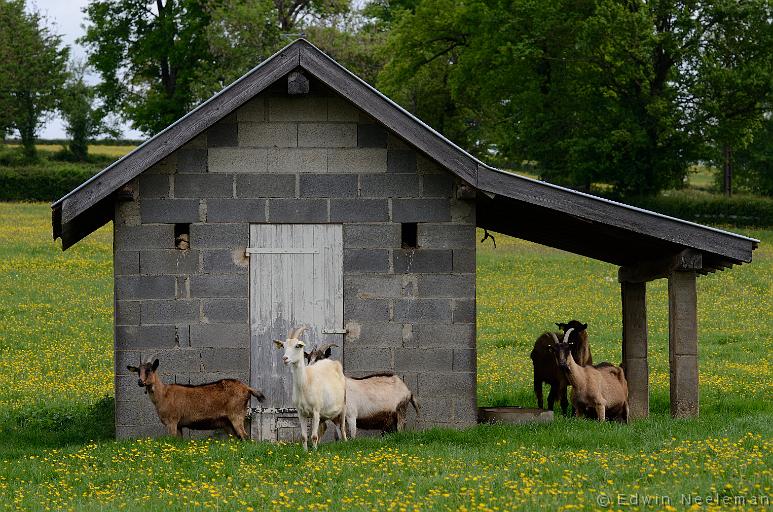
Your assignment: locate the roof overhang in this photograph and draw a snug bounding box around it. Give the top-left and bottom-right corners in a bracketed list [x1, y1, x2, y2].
[51, 39, 759, 273]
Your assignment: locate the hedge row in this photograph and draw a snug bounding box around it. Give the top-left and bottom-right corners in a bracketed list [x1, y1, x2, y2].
[0, 165, 100, 201]
[630, 193, 773, 228]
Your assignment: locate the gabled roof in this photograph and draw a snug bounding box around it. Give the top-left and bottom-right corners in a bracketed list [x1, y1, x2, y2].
[52, 39, 758, 273]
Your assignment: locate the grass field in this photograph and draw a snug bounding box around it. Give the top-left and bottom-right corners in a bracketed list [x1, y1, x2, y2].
[0, 203, 770, 511]
[4, 143, 136, 159]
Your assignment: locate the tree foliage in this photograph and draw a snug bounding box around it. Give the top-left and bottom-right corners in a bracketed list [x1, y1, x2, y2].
[59, 62, 117, 161]
[81, 0, 350, 135]
[378, 0, 772, 198]
[0, 0, 68, 159]
[80, 0, 214, 135]
[688, 0, 773, 195]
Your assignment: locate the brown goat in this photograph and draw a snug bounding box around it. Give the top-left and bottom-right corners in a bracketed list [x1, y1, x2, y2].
[550, 330, 629, 423]
[127, 359, 265, 439]
[530, 320, 592, 415]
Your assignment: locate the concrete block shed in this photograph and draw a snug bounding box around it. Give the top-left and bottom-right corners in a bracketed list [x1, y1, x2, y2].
[52, 40, 758, 439]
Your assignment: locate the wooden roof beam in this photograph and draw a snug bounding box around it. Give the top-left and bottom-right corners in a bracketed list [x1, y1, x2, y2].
[618, 249, 703, 283]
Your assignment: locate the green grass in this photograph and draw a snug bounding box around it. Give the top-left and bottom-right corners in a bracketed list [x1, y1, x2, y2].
[0, 202, 770, 510]
[4, 143, 136, 159]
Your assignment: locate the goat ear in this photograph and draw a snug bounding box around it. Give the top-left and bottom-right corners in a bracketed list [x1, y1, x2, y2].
[127, 365, 139, 373]
[304, 351, 311, 363]
[151, 359, 159, 371]
[556, 322, 566, 330]
[273, 340, 284, 349]
[580, 323, 588, 331]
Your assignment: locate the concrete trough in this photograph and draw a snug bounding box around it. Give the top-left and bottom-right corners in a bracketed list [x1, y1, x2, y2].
[478, 406, 553, 425]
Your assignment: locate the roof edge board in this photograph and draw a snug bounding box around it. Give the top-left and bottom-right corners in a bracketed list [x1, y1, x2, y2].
[54, 41, 302, 227]
[478, 164, 759, 245]
[477, 164, 757, 262]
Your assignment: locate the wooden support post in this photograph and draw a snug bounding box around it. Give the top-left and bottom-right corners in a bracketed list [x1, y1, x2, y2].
[668, 271, 699, 418]
[621, 280, 649, 419]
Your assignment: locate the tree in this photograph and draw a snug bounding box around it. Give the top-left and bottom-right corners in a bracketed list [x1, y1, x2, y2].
[59, 62, 116, 161]
[378, 0, 701, 197]
[734, 114, 773, 196]
[689, 0, 773, 196]
[194, 0, 352, 94]
[81, 0, 350, 136]
[302, 8, 387, 84]
[0, 0, 68, 159]
[80, 0, 214, 135]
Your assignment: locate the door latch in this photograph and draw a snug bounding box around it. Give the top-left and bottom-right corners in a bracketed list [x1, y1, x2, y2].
[322, 328, 348, 335]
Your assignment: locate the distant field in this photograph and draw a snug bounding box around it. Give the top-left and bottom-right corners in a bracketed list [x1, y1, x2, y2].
[4, 143, 135, 158]
[688, 164, 719, 191]
[0, 203, 770, 510]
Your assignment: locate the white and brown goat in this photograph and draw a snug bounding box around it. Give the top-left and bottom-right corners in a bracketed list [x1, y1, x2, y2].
[531, 320, 593, 415]
[549, 329, 629, 423]
[273, 327, 347, 450]
[303, 347, 420, 438]
[337, 373, 419, 439]
[127, 358, 265, 439]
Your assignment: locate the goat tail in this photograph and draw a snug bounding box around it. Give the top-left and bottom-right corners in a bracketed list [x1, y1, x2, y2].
[409, 394, 420, 421]
[614, 365, 626, 383]
[249, 387, 266, 402]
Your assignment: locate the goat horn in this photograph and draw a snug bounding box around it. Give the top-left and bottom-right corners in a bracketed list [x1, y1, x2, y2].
[562, 328, 574, 344]
[293, 326, 307, 339]
[315, 342, 338, 353]
[549, 332, 560, 344]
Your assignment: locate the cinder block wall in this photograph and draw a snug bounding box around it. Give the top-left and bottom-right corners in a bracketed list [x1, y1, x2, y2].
[113, 78, 477, 438]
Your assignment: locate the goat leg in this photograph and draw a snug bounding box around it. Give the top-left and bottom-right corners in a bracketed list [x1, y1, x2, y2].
[311, 411, 321, 450]
[339, 408, 347, 442]
[533, 376, 543, 409]
[547, 385, 557, 412]
[230, 415, 248, 440]
[298, 412, 308, 451]
[166, 421, 180, 437]
[559, 386, 569, 416]
[595, 404, 606, 422]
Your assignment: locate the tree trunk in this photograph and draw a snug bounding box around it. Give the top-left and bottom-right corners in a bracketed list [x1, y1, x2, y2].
[723, 144, 732, 197]
[19, 95, 37, 160]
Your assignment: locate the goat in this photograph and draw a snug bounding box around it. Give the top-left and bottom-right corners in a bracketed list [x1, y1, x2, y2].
[127, 358, 265, 439]
[343, 373, 420, 438]
[273, 326, 347, 450]
[550, 329, 629, 423]
[302, 348, 420, 439]
[304, 342, 338, 365]
[530, 320, 592, 415]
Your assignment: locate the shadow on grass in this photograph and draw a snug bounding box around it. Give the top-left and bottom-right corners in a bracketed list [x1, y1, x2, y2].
[0, 396, 114, 458]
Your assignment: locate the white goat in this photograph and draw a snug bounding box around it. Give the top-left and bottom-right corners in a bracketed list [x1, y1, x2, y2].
[273, 326, 347, 450]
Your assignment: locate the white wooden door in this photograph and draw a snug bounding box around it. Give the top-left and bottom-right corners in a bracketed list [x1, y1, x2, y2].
[248, 224, 343, 441]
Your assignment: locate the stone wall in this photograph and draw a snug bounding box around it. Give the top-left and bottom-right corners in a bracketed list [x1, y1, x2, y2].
[113, 79, 476, 438]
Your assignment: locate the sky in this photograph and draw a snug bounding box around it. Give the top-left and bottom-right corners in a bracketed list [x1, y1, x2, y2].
[29, 0, 142, 139]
